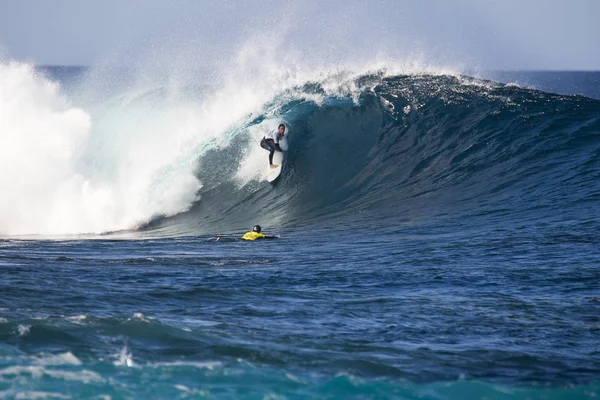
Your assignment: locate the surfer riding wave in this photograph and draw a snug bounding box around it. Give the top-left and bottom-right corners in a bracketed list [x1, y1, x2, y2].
[260, 124, 286, 168]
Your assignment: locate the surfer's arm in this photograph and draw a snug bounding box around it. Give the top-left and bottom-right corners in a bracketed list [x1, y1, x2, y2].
[263, 235, 279, 239]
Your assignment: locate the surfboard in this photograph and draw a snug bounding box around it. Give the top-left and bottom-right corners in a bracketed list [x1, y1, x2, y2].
[266, 150, 284, 182]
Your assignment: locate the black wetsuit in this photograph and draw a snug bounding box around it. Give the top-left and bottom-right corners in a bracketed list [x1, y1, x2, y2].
[260, 137, 283, 165]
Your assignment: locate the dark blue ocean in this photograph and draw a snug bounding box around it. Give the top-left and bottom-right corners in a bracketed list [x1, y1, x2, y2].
[1, 66, 599, 399]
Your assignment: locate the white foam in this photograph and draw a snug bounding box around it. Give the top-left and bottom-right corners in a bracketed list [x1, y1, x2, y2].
[130, 312, 154, 323]
[153, 361, 223, 370]
[0, 366, 104, 383]
[113, 346, 134, 368]
[132, 312, 145, 320]
[0, 63, 93, 235]
[13, 391, 71, 399]
[285, 372, 306, 384]
[0, 62, 208, 235]
[33, 352, 82, 366]
[174, 384, 190, 392]
[17, 325, 30, 336]
[65, 315, 87, 323]
[173, 384, 208, 397]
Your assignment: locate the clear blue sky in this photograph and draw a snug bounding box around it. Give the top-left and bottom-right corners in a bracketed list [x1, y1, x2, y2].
[0, 0, 599, 70]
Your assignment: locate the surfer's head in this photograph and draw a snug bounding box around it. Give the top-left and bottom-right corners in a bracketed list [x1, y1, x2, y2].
[252, 225, 262, 233]
[278, 124, 285, 135]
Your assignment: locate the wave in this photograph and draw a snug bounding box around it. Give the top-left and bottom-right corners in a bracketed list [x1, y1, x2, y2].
[147, 74, 600, 235]
[1, 62, 599, 236]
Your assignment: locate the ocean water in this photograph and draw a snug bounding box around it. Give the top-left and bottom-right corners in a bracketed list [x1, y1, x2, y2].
[0, 64, 599, 399]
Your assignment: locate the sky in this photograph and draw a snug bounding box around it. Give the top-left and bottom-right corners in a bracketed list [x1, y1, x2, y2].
[0, 0, 599, 70]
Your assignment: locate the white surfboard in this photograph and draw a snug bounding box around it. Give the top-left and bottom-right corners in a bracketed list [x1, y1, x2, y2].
[266, 150, 284, 182]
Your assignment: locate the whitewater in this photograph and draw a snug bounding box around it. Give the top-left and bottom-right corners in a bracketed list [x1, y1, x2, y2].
[1, 55, 599, 398]
[0, 60, 278, 235]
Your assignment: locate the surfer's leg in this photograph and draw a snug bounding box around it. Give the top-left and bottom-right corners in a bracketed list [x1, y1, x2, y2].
[264, 139, 277, 165]
[270, 143, 282, 167]
[260, 138, 270, 151]
[263, 139, 276, 151]
[269, 148, 275, 165]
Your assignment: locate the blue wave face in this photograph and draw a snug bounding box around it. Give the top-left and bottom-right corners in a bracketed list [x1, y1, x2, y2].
[146, 74, 600, 236]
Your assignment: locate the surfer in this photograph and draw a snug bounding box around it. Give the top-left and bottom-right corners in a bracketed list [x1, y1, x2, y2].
[260, 124, 286, 169]
[241, 225, 279, 241]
